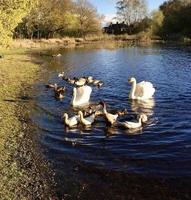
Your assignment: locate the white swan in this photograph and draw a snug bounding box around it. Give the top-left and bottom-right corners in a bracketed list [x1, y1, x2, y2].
[118, 114, 147, 129]
[128, 77, 155, 100]
[63, 113, 80, 127]
[71, 85, 92, 107]
[78, 111, 96, 126]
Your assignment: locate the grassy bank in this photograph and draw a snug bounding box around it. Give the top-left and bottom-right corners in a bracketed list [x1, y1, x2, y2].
[0, 48, 54, 199]
[10, 33, 153, 49]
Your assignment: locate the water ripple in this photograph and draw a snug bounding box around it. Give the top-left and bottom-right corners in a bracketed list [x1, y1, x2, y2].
[33, 45, 191, 177]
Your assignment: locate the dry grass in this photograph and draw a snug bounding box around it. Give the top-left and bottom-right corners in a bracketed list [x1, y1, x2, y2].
[9, 33, 153, 49]
[11, 38, 76, 49]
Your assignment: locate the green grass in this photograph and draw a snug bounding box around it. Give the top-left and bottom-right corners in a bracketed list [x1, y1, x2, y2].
[0, 48, 54, 199]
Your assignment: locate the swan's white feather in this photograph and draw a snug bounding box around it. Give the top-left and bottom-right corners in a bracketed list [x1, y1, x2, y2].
[135, 81, 155, 99]
[72, 86, 92, 106]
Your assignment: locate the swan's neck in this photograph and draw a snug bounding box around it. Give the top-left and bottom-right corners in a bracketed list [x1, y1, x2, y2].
[129, 80, 136, 99]
[72, 88, 76, 104]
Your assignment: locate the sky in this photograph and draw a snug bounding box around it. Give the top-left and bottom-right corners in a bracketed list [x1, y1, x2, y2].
[89, 0, 166, 24]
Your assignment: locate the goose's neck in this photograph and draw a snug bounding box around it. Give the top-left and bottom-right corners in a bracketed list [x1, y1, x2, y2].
[102, 103, 107, 114]
[129, 80, 136, 99]
[138, 116, 142, 125]
[79, 112, 84, 121]
[64, 114, 68, 124]
[54, 84, 58, 90]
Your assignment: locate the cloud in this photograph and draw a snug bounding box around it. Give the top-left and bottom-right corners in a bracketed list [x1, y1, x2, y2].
[103, 13, 117, 25]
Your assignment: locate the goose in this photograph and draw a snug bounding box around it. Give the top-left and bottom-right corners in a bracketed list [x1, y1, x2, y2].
[74, 77, 87, 87]
[52, 53, 62, 57]
[53, 84, 65, 91]
[82, 106, 94, 116]
[54, 87, 65, 99]
[100, 101, 119, 125]
[118, 114, 147, 129]
[71, 85, 92, 107]
[95, 81, 104, 88]
[58, 72, 65, 78]
[66, 77, 76, 84]
[93, 79, 102, 85]
[78, 111, 96, 126]
[45, 83, 66, 98]
[49, 83, 65, 93]
[58, 72, 74, 83]
[86, 76, 94, 84]
[46, 83, 57, 88]
[128, 77, 155, 100]
[46, 83, 65, 90]
[63, 113, 80, 127]
[50, 84, 66, 99]
[117, 109, 128, 116]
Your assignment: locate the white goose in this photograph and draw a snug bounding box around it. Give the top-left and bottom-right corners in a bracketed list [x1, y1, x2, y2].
[118, 114, 147, 129]
[100, 101, 119, 125]
[71, 85, 92, 107]
[75, 77, 87, 87]
[78, 111, 96, 126]
[86, 76, 94, 84]
[67, 77, 76, 84]
[58, 72, 65, 78]
[63, 113, 80, 127]
[128, 77, 155, 100]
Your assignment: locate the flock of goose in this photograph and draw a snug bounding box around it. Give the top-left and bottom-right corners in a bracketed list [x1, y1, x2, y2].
[46, 72, 155, 131]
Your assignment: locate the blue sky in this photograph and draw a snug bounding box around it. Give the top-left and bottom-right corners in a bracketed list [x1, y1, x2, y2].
[89, 0, 166, 23]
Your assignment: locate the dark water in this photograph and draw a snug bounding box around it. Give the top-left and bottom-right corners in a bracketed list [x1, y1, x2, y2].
[32, 44, 191, 199]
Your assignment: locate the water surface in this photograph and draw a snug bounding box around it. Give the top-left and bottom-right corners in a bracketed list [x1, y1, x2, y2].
[32, 44, 191, 199]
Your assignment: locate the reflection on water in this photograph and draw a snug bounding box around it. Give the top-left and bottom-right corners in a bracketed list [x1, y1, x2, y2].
[32, 44, 191, 199]
[131, 99, 155, 115]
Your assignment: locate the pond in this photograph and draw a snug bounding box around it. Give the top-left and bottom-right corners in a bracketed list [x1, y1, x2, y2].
[32, 44, 191, 199]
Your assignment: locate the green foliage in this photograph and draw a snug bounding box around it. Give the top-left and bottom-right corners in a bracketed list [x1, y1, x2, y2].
[0, 0, 37, 45]
[74, 0, 102, 37]
[159, 0, 191, 39]
[151, 10, 164, 36]
[14, 0, 102, 39]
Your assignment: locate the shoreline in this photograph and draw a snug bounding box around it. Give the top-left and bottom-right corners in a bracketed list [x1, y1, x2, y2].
[4, 36, 190, 51]
[0, 49, 55, 199]
[0, 40, 191, 199]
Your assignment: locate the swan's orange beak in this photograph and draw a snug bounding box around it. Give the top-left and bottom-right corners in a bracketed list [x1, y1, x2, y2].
[128, 78, 131, 83]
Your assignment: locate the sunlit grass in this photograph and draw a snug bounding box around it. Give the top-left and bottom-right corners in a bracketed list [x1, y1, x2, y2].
[0, 48, 53, 199]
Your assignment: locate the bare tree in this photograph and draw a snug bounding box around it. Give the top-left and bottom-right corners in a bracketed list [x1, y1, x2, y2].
[116, 0, 148, 25]
[75, 0, 102, 37]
